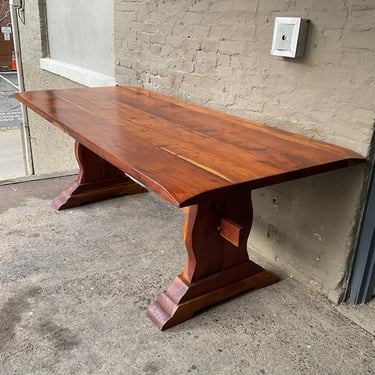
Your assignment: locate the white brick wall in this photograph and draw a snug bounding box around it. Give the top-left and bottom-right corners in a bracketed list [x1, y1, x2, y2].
[115, 0, 375, 156]
[114, 0, 374, 301]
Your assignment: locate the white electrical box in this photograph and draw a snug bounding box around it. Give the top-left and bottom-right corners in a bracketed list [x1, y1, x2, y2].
[271, 17, 309, 58]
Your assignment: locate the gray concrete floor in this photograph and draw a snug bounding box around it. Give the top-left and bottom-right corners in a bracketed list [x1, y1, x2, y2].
[1, 176, 375, 375]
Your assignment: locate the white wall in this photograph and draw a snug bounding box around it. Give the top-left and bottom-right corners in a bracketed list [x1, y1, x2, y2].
[114, 0, 374, 302]
[46, 0, 114, 78]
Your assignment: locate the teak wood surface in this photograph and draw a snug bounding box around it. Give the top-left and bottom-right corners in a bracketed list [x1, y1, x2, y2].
[16, 86, 364, 330]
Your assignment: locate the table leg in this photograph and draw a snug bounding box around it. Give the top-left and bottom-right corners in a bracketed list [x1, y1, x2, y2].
[147, 190, 279, 330]
[53, 141, 147, 210]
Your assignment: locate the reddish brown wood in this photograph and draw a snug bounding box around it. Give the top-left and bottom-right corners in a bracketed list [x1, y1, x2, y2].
[15, 86, 364, 208]
[147, 190, 278, 330]
[53, 142, 147, 210]
[15, 86, 365, 330]
[219, 218, 243, 247]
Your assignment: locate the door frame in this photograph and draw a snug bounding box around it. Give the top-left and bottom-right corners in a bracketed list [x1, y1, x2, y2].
[10, 1, 34, 175]
[348, 137, 375, 304]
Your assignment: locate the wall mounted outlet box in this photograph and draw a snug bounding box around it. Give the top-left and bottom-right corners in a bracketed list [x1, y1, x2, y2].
[271, 17, 309, 58]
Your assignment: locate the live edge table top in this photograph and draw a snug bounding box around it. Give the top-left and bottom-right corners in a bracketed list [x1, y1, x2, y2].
[16, 86, 363, 207]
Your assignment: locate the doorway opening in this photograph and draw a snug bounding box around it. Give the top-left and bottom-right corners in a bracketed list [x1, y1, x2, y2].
[0, 0, 33, 182]
[0, 71, 25, 180]
[348, 157, 375, 305]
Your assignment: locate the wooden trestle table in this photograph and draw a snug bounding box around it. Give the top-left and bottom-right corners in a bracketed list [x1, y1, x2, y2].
[16, 86, 364, 330]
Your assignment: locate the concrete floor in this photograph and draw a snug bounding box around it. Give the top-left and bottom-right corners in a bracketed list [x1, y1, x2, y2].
[1, 176, 375, 375]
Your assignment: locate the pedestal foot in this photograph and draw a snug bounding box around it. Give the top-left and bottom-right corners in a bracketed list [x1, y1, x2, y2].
[147, 191, 279, 330]
[147, 267, 278, 330]
[53, 142, 147, 210]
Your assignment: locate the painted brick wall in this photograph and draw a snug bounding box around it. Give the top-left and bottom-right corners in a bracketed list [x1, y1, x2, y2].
[114, 0, 375, 301]
[115, 0, 374, 155]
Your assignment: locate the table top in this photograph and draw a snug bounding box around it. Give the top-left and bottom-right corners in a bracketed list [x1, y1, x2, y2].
[16, 86, 364, 207]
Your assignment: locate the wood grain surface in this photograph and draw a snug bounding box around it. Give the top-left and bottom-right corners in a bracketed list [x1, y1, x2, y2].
[16, 86, 364, 207]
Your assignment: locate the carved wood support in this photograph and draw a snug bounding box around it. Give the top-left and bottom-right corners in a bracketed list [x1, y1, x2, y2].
[146, 190, 279, 330]
[53, 142, 147, 210]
